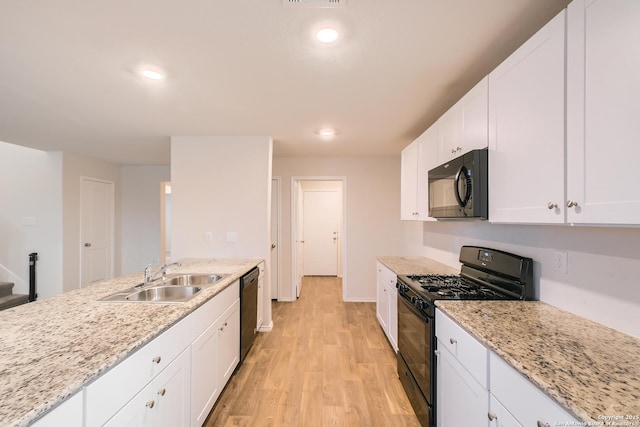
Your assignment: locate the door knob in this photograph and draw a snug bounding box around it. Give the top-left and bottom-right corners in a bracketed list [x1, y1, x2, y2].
[547, 202, 558, 210]
[84, 243, 92, 247]
[566, 200, 579, 208]
[271, 244, 276, 249]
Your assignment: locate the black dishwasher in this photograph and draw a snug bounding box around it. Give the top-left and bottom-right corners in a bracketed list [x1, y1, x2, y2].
[239, 266, 259, 363]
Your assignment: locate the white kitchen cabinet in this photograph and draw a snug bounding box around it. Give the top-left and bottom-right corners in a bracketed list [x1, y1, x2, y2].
[436, 309, 489, 427]
[490, 352, 579, 426]
[257, 261, 265, 329]
[85, 311, 193, 427]
[31, 392, 83, 427]
[438, 76, 489, 164]
[488, 10, 567, 224]
[488, 395, 522, 427]
[566, 0, 640, 225]
[375, 262, 398, 352]
[105, 348, 190, 427]
[401, 124, 438, 221]
[191, 281, 240, 427]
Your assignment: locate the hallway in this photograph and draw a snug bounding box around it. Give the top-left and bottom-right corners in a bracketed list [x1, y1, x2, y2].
[205, 276, 419, 426]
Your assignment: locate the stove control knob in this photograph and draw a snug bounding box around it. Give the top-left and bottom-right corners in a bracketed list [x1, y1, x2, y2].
[414, 298, 426, 309]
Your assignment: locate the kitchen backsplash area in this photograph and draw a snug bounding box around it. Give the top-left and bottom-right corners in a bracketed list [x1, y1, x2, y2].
[400, 220, 640, 338]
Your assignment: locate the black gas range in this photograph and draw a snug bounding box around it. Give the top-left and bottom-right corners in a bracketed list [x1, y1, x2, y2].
[395, 246, 533, 427]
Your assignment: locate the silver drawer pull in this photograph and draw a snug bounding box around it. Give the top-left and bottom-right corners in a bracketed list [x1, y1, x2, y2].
[157, 388, 166, 396]
[152, 356, 161, 364]
[449, 338, 457, 345]
[488, 413, 497, 421]
[537, 422, 550, 427]
[146, 400, 155, 409]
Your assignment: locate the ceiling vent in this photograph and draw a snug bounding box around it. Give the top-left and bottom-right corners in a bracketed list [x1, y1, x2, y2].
[283, 0, 345, 8]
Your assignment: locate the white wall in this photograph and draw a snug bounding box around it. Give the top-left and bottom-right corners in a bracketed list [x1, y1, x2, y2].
[120, 165, 171, 275]
[402, 220, 640, 338]
[273, 156, 405, 302]
[0, 142, 63, 298]
[62, 152, 121, 292]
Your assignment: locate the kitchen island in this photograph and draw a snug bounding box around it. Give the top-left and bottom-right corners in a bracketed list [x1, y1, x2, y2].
[0, 258, 261, 427]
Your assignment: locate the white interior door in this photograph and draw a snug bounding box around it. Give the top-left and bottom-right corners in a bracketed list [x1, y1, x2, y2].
[270, 178, 279, 300]
[302, 190, 338, 276]
[80, 177, 114, 287]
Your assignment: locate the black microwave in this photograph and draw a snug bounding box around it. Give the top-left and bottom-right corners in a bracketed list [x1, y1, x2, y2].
[428, 148, 488, 219]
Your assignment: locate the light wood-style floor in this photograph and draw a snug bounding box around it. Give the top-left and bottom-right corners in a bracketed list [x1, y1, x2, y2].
[205, 276, 420, 427]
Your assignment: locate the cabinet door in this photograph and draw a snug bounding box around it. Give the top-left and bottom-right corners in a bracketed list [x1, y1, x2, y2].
[419, 124, 439, 221]
[217, 299, 240, 388]
[191, 318, 221, 426]
[387, 279, 398, 353]
[105, 349, 190, 427]
[401, 141, 419, 220]
[257, 262, 264, 329]
[488, 11, 566, 224]
[567, 0, 640, 224]
[436, 344, 489, 427]
[376, 272, 389, 331]
[438, 76, 488, 164]
[489, 395, 522, 427]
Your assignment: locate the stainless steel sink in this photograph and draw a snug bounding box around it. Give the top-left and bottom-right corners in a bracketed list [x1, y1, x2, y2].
[125, 286, 201, 302]
[98, 273, 228, 303]
[161, 274, 226, 287]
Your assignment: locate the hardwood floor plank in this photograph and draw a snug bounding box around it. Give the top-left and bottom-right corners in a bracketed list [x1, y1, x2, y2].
[205, 276, 418, 427]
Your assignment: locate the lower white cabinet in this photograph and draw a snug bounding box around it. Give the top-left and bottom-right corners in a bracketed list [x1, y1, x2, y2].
[375, 262, 397, 352]
[490, 352, 578, 427]
[436, 344, 489, 427]
[84, 279, 242, 427]
[31, 392, 83, 427]
[105, 348, 190, 427]
[436, 309, 580, 427]
[191, 298, 240, 426]
[257, 261, 265, 330]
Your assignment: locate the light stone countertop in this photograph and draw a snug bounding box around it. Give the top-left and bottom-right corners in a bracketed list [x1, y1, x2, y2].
[377, 256, 640, 423]
[377, 256, 459, 276]
[436, 301, 640, 423]
[0, 257, 262, 427]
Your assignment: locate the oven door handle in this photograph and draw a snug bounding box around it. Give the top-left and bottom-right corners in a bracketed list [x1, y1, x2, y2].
[398, 293, 430, 322]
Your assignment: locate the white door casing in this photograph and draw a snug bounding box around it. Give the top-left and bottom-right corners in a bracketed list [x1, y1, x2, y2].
[270, 178, 280, 300]
[302, 190, 339, 276]
[80, 177, 114, 287]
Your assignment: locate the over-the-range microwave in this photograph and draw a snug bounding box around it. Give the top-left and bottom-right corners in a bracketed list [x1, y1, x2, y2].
[428, 148, 488, 219]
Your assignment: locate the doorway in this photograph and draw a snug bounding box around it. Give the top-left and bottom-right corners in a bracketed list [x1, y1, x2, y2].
[292, 177, 346, 300]
[80, 177, 114, 287]
[160, 181, 172, 264]
[271, 178, 281, 300]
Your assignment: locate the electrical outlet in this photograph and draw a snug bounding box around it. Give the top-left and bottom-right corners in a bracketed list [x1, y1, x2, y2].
[204, 231, 213, 242]
[553, 250, 568, 274]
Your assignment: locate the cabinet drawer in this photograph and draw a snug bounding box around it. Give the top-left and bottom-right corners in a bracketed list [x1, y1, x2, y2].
[189, 280, 239, 341]
[435, 309, 488, 388]
[490, 353, 579, 426]
[376, 262, 397, 287]
[84, 314, 192, 427]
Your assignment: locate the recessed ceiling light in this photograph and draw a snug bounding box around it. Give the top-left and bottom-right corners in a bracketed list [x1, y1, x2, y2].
[141, 69, 164, 81]
[318, 128, 336, 137]
[316, 28, 339, 43]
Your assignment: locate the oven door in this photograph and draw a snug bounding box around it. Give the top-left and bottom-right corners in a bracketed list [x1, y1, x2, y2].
[397, 293, 433, 404]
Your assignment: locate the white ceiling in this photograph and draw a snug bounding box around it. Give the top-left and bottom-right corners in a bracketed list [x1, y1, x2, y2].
[0, 0, 570, 165]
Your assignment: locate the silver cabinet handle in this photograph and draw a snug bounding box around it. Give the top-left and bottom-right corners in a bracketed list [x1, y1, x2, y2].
[157, 388, 166, 396]
[84, 243, 92, 247]
[449, 338, 457, 345]
[146, 400, 155, 409]
[488, 413, 497, 421]
[547, 202, 558, 210]
[537, 422, 550, 427]
[566, 200, 579, 208]
[152, 356, 161, 364]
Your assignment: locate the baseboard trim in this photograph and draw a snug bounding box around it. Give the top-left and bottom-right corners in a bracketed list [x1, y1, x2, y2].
[258, 321, 273, 332]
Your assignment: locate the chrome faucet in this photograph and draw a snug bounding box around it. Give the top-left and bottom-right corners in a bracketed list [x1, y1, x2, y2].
[144, 261, 182, 285]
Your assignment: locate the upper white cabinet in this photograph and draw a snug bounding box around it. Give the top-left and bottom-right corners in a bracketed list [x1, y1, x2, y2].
[438, 76, 489, 164]
[566, 0, 640, 225]
[488, 10, 567, 224]
[401, 125, 438, 221]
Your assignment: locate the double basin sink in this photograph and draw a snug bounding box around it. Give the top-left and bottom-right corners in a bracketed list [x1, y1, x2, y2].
[99, 273, 228, 303]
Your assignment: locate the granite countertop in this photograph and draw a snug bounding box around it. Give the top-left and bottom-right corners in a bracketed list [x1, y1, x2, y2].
[436, 300, 640, 423]
[0, 257, 261, 427]
[377, 256, 459, 276]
